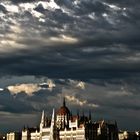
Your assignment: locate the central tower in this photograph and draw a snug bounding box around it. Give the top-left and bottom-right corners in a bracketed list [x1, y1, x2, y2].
[56, 97, 70, 129]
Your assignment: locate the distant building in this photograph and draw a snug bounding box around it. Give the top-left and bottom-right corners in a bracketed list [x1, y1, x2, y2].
[7, 132, 21, 140]
[119, 131, 140, 140]
[20, 98, 119, 140]
[22, 127, 40, 140]
[93, 120, 118, 140]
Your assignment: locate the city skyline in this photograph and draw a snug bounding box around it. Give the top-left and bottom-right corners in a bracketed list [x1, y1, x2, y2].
[0, 0, 140, 133]
[5, 99, 140, 140]
[6, 98, 119, 140]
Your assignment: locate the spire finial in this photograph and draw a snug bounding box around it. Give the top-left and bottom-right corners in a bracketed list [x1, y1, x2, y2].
[63, 97, 66, 107]
[89, 110, 91, 120]
[82, 110, 85, 117]
[77, 109, 79, 118]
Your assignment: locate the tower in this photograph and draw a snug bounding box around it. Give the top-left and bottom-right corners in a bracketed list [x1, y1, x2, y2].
[40, 110, 45, 131]
[50, 109, 55, 140]
[56, 97, 70, 129]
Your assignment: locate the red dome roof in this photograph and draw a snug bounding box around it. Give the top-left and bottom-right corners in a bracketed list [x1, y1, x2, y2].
[57, 106, 70, 115]
[56, 98, 70, 115]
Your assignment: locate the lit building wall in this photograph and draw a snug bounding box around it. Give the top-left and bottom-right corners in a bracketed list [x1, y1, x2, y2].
[19, 99, 119, 140]
[30, 131, 40, 140]
[7, 132, 21, 140]
[59, 127, 85, 140]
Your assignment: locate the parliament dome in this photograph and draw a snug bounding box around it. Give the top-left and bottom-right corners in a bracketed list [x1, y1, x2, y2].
[56, 98, 70, 115]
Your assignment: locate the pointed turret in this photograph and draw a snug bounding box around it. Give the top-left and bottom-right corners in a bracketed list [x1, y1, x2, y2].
[89, 110, 92, 122]
[51, 109, 55, 127]
[40, 110, 45, 131]
[50, 108, 55, 140]
[82, 110, 85, 117]
[41, 110, 45, 122]
[77, 110, 79, 118]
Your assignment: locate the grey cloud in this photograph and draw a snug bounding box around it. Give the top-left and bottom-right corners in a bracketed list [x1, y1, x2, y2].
[0, 90, 35, 113]
[0, 111, 39, 132]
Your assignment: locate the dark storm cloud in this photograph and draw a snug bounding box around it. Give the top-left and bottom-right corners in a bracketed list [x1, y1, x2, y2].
[0, 43, 140, 79]
[0, 89, 35, 113]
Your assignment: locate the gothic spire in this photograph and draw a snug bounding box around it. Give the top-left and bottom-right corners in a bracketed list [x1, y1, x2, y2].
[89, 110, 92, 123]
[63, 97, 66, 107]
[41, 110, 45, 125]
[89, 110, 91, 120]
[40, 110, 45, 130]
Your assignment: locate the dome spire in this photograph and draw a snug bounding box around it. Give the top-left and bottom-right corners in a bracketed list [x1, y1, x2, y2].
[63, 97, 66, 107]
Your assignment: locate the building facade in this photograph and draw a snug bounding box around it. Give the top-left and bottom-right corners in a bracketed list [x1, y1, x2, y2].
[119, 131, 140, 140]
[5, 98, 119, 140]
[7, 132, 21, 140]
[19, 98, 119, 140]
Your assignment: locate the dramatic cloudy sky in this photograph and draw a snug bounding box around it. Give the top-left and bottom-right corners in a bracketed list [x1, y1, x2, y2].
[0, 0, 140, 132]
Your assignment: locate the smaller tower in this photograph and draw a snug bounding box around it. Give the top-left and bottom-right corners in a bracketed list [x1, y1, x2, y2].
[89, 110, 92, 123]
[50, 109, 55, 140]
[40, 110, 45, 131]
[56, 97, 70, 129]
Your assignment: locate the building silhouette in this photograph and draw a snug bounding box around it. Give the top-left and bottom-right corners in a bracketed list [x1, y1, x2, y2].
[7, 98, 119, 140]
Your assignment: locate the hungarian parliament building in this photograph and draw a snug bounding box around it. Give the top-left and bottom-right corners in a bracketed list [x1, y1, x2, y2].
[6, 98, 119, 140]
